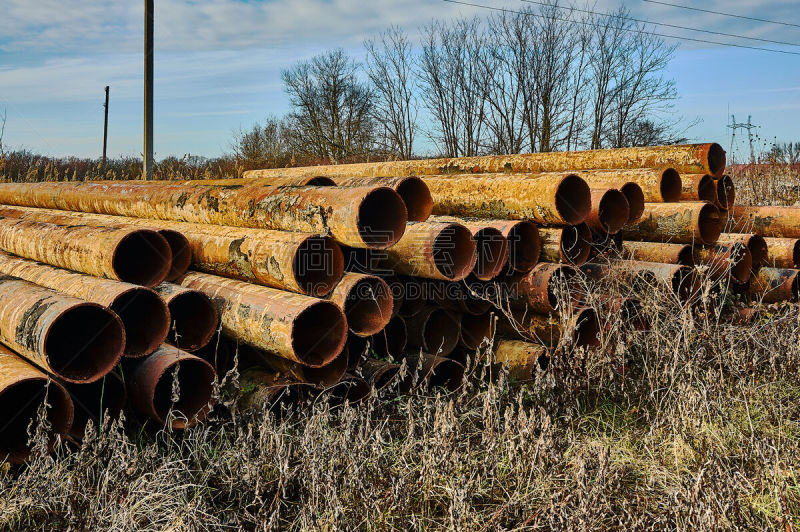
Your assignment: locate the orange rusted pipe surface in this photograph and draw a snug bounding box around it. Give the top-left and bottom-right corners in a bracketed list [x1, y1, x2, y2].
[493, 339, 548, 382]
[0, 348, 73, 463]
[372, 314, 407, 359]
[718, 233, 767, 275]
[177, 175, 336, 187]
[423, 173, 591, 225]
[236, 341, 348, 388]
[384, 221, 477, 281]
[179, 271, 346, 367]
[696, 243, 752, 283]
[0, 251, 168, 358]
[403, 353, 464, 392]
[0, 206, 190, 282]
[715, 175, 736, 210]
[538, 224, 592, 266]
[0, 217, 171, 287]
[239, 143, 725, 178]
[126, 345, 216, 428]
[0, 276, 124, 383]
[621, 201, 722, 245]
[589, 230, 623, 260]
[237, 368, 313, 412]
[63, 371, 125, 439]
[429, 216, 509, 280]
[327, 272, 393, 337]
[622, 241, 695, 266]
[583, 260, 699, 301]
[507, 263, 582, 314]
[587, 188, 629, 235]
[730, 205, 800, 238]
[618, 182, 645, 223]
[333, 176, 433, 222]
[459, 311, 494, 350]
[764, 237, 800, 269]
[498, 306, 600, 348]
[154, 283, 218, 352]
[548, 168, 682, 203]
[405, 306, 461, 356]
[747, 267, 799, 303]
[0, 182, 408, 249]
[680, 174, 718, 204]
[481, 219, 540, 273]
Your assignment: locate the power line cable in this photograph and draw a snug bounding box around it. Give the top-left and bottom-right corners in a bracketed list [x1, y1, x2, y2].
[519, 0, 800, 48]
[642, 0, 800, 30]
[442, 0, 800, 56]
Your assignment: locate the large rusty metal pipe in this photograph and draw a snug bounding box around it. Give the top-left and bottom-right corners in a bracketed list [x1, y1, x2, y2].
[551, 168, 682, 203]
[507, 263, 582, 314]
[179, 272, 346, 367]
[619, 182, 645, 224]
[403, 353, 464, 392]
[716, 175, 736, 210]
[621, 201, 722, 245]
[718, 233, 768, 275]
[92, 176, 338, 187]
[384, 221, 477, 281]
[0, 276, 124, 383]
[482, 219, 540, 273]
[372, 314, 407, 359]
[583, 261, 699, 301]
[459, 312, 494, 350]
[680, 174, 718, 204]
[538, 224, 592, 266]
[154, 283, 218, 352]
[0, 250, 168, 358]
[0, 348, 73, 463]
[498, 306, 600, 348]
[747, 267, 799, 303]
[405, 306, 461, 356]
[424, 173, 591, 225]
[63, 371, 125, 439]
[0, 217, 171, 287]
[493, 339, 548, 382]
[0, 205, 191, 282]
[730, 206, 800, 238]
[696, 243, 752, 283]
[764, 237, 800, 269]
[587, 188, 629, 235]
[327, 273, 393, 337]
[333, 176, 433, 222]
[325, 374, 372, 405]
[237, 368, 313, 413]
[622, 241, 695, 266]
[238, 143, 725, 179]
[126, 345, 216, 428]
[236, 342, 349, 388]
[357, 359, 406, 392]
[429, 216, 509, 280]
[0, 182, 408, 250]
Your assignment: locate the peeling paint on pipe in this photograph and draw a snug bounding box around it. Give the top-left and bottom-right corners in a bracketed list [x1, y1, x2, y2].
[747, 267, 799, 303]
[506, 263, 582, 314]
[327, 273, 393, 337]
[154, 283, 219, 352]
[730, 205, 800, 238]
[763, 237, 800, 269]
[384, 221, 477, 281]
[538, 224, 592, 266]
[493, 339, 548, 382]
[622, 241, 695, 267]
[429, 216, 509, 280]
[680, 174, 719, 204]
[621, 201, 722, 245]
[333, 176, 433, 222]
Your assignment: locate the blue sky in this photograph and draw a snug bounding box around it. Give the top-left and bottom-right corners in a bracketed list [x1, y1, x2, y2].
[1, 0, 799, 162]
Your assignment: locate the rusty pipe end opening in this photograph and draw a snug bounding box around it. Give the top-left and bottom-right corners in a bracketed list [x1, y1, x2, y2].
[597, 189, 629, 235]
[460, 312, 493, 350]
[422, 308, 461, 356]
[659, 168, 682, 202]
[375, 315, 408, 358]
[506, 221, 540, 272]
[152, 357, 216, 428]
[292, 301, 347, 367]
[166, 289, 219, 352]
[677, 244, 696, 267]
[473, 227, 509, 280]
[433, 223, 477, 281]
[304, 345, 348, 387]
[560, 223, 592, 266]
[112, 230, 172, 287]
[328, 375, 371, 405]
[707, 143, 727, 178]
[45, 303, 125, 383]
[295, 235, 344, 297]
[370, 364, 400, 391]
[66, 372, 126, 438]
[696, 174, 718, 204]
[346, 333, 369, 368]
[111, 288, 169, 358]
[158, 230, 192, 282]
[574, 307, 600, 348]
[716, 175, 736, 209]
[395, 176, 433, 222]
[621, 298, 649, 331]
[672, 266, 699, 301]
[342, 275, 393, 337]
[556, 174, 591, 224]
[426, 358, 465, 392]
[620, 182, 645, 224]
[307, 176, 337, 186]
[547, 264, 581, 311]
[746, 235, 768, 275]
[0, 378, 72, 463]
[697, 202, 723, 245]
[357, 187, 408, 249]
[729, 243, 753, 284]
[793, 241, 800, 269]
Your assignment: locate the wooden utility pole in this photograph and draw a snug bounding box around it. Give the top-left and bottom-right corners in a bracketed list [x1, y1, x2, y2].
[143, 0, 154, 180]
[102, 86, 109, 168]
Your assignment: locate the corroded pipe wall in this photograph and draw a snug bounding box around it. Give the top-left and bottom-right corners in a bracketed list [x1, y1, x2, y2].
[154, 283, 219, 352]
[327, 272, 393, 337]
[764, 237, 800, 269]
[621, 202, 722, 245]
[538, 224, 592, 266]
[493, 339, 547, 382]
[622, 241, 695, 266]
[730, 205, 800, 238]
[429, 216, 509, 280]
[384, 221, 477, 281]
[506, 263, 582, 314]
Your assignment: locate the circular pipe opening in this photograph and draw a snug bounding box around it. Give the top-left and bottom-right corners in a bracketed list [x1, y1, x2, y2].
[506, 221, 540, 272]
[597, 189, 629, 234]
[304, 346, 348, 387]
[166, 290, 219, 352]
[620, 182, 645, 224]
[716, 175, 735, 209]
[111, 288, 169, 358]
[152, 358, 216, 428]
[158, 230, 192, 282]
[793, 241, 800, 269]
[292, 301, 347, 367]
[328, 376, 371, 405]
[574, 307, 600, 348]
[559, 224, 592, 266]
[45, 304, 125, 383]
[294, 235, 345, 297]
[66, 373, 125, 437]
[555, 174, 591, 224]
[677, 244, 696, 267]
[460, 312, 493, 350]
[112, 230, 172, 287]
[307, 176, 337, 186]
[374, 315, 407, 358]
[347, 333, 369, 368]
[729, 244, 753, 284]
[395, 177, 433, 222]
[0, 379, 72, 463]
[696, 175, 718, 204]
[546, 264, 580, 310]
[708, 143, 727, 177]
[371, 364, 400, 391]
[746, 235, 767, 274]
[472, 227, 509, 280]
[422, 308, 461, 356]
[660, 168, 682, 202]
[697, 203, 723, 245]
[432, 224, 477, 281]
[427, 359, 465, 392]
[342, 276, 393, 336]
[357, 187, 408, 249]
[672, 266, 699, 301]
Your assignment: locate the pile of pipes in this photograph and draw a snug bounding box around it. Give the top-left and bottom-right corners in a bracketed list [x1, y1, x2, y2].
[2, 141, 799, 463]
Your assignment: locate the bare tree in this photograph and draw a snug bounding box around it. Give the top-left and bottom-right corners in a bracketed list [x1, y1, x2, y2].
[587, 8, 628, 150]
[0, 108, 6, 158]
[231, 116, 292, 169]
[364, 27, 418, 160]
[282, 49, 375, 163]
